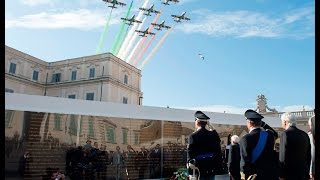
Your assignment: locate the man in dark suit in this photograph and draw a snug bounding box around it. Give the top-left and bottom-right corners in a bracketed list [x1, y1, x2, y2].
[187, 111, 222, 180]
[239, 109, 278, 180]
[279, 112, 311, 180]
[148, 143, 162, 178]
[136, 146, 148, 179]
[228, 135, 241, 180]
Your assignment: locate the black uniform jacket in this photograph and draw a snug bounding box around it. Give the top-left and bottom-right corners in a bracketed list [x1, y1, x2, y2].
[187, 127, 222, 176]
[279, 126, 311, 180]
[239, 128, 278, 180]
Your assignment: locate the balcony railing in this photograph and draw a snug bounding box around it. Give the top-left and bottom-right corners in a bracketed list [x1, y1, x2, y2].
[278, 110, 314, 118]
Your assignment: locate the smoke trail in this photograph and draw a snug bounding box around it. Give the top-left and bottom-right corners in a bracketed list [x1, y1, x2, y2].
[111, 0, 134, 54]
[140, 25, 175, 69]
[127, 37, 145, 64]
[95, 8, 113, 54]
[133, 10, 162, 66]
[130, 37, 147, 65]
[129, 12, 161, 64]
[114, 25, 130, 56]
[133, 34, 155, 66]
[122, 17, 146, 61]
[118, 0, 150, 57]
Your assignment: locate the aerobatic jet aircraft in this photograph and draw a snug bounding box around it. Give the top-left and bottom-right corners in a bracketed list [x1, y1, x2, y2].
[139, 4, 160, 16]
[151, 20, 171, 30]
[121, 15, 142, 26]
[198, 54, 204, 60]
[135, 27, 156, 37]
[171, 12, 190, 22]
[161, 0, 179, 5]
[102, 0, 126, 8]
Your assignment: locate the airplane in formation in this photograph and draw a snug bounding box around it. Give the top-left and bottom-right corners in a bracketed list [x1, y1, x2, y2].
[151, 20, 171, 30]
[161, 0, 179, 5]
[135, 27, 156, 37]
[121, 15, 142, 26]
[198, 53, 204, 60]
[171, 12, 190, 22]
[102, 0, 126, 8]
[139, 4, 160, 16]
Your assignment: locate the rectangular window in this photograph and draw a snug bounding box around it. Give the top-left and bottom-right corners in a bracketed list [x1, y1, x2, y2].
[123, 97, 128, 104]
[52, 73, 61, 82]
[88, 117, 95, 138]
[68, 94, 76, 99]
[124, 75, 128, 84]
[89, 68, 95, 78]
[9, 63, 16, 74]
[86, 93, 94, 101]
[54, 113, 61, 130]
[71, 71, 77, 81]
[5, 88, 14, 93]
[68, 114, 77, 135]
[32, 70, 39, 81]
[5, 110, 14, 128]
[106, 126, 115, 143]
[122, 129, 128, 144]
[134, 132, 139, 145]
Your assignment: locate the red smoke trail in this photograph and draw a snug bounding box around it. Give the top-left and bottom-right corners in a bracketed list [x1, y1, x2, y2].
[139, 24, 175, 69]
[129, 11, 162, 65]
[133, 34, 155, 66]
[129, 37, 147, 64]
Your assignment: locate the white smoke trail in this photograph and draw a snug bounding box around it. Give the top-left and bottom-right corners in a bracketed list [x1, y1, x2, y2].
[122, 17, 147, 61]
[127, 36, 144, 64]
[139, 25, 175, 69]
[133, 34, 155, 66]
[118, 0, 149, 59]
[132, 12, 161, 65]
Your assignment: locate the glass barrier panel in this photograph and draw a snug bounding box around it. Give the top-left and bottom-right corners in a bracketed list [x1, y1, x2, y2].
[6, 110, 283, 180]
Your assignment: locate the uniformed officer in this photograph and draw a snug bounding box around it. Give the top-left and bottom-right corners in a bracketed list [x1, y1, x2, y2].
[187, 111, 222, 180]
[239, 109, 278, 180]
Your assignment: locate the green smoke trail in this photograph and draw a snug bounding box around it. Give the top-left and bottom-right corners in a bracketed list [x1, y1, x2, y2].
[111, 0, 133, 54]
[96, 9, 113, 54]
[115, 25, 130, 56]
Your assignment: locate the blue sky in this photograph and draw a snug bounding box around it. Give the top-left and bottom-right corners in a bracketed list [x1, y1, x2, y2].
[5, 0, 315, 114]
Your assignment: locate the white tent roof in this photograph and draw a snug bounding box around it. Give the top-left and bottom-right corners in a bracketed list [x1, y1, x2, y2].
[5, 93, 282, 127]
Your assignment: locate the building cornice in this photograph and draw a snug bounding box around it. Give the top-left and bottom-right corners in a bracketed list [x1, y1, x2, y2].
[6, 73, 141, 94]
[6, 45, 141, 75]
[5, 73, 45, 88]
[6, 48, 48, 67]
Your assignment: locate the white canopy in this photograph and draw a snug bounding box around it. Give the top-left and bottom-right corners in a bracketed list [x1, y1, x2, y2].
[5, 92, 281, 127]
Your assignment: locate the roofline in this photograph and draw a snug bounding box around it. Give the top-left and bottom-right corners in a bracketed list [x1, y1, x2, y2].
[5, 45, 140, 72]
[5, 45, 47, 63]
